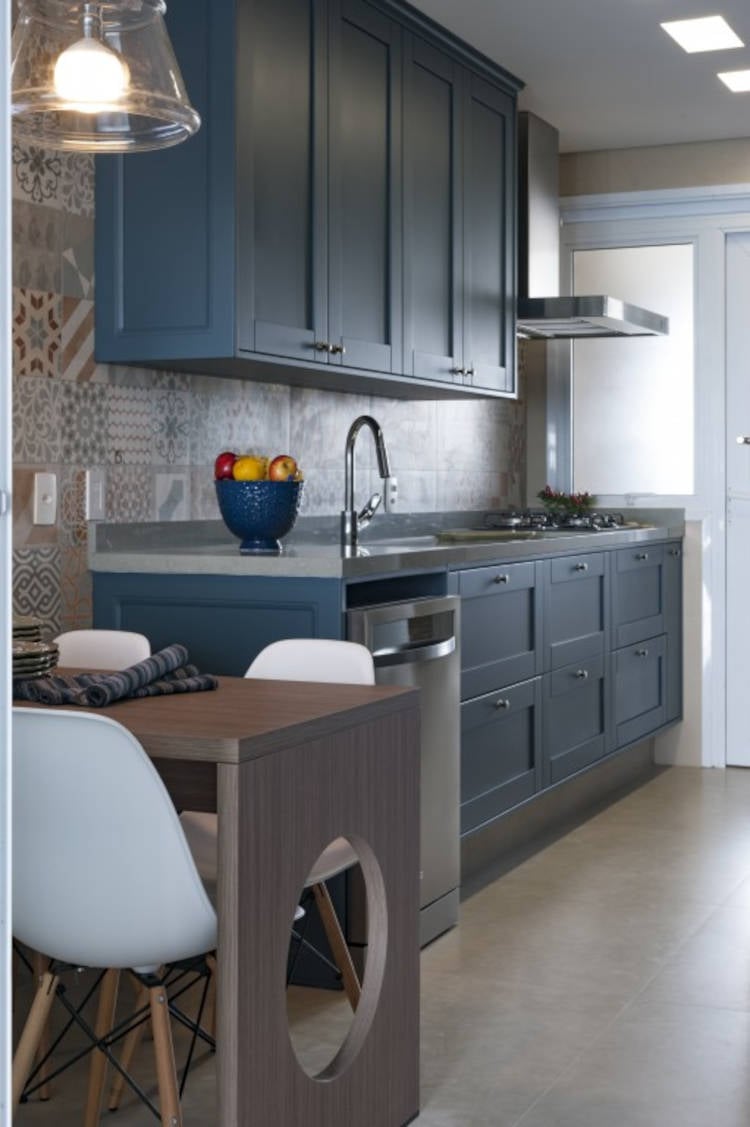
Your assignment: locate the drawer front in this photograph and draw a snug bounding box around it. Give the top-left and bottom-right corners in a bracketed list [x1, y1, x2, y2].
[613, 634, 667, 747]
[458, 562, 542, 699]
[542, 655, 608, 786]
[543, 553, 608, 671]
[460, 677, 542, 833]
[612, 544, 665, 648]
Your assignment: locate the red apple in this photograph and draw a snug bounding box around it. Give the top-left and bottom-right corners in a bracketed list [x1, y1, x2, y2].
[214, 450, 238, 480]
[268, 454, 298, 482]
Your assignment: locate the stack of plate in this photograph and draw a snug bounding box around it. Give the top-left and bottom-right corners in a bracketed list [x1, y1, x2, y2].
[12, 639, 59, 681]
[12, 615, 45, 643]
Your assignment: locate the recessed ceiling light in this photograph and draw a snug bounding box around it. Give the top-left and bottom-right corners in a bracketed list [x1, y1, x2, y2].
[661, 15, 744, 53]
[718, 68, 750, 91]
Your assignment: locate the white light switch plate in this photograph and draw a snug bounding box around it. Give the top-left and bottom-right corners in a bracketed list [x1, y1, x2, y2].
[85, 468, 106, 521]
[33, 472, 57, 525]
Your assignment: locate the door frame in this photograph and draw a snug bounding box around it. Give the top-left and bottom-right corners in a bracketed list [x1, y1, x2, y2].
[555, 182, 750, 769]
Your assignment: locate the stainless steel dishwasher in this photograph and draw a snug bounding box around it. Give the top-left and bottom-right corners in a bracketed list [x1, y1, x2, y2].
[347, 594, 460, 948]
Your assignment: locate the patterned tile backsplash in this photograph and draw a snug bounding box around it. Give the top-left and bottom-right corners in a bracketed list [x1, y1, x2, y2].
[11, 141, 527, 630]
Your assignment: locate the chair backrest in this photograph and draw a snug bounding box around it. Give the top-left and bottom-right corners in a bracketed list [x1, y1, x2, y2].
[12, 708, 216, 972]
[54, 629, 151, 670]
[245, 638, 375, 685]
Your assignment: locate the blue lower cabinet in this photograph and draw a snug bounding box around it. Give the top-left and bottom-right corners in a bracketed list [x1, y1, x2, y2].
[613, 634, 667, 748]
[92, 572, 344, 676]
[460, 676, 542, 834]
[542, 655, 609, 787]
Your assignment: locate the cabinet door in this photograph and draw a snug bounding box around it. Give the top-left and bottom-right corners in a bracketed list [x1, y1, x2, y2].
[237, 0, 328, 362]
[611, 544, 666, 648]
[542, 552, 608, 670]
[458, 562, 542, 698]
[462, 73, 515, 394]
[403, 36, 464, 385]
[613, 635, 667, 747]
[664, 541, 683, 723]
[461, 677, 542, 834]
[327, 0, 402, 373]
[542, 656, 609, 786]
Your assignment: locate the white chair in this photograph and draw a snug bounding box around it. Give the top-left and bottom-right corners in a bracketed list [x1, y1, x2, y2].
[54, 629, 151, 669]
[12, 708, 217, 1126]
[180, 638, 375, 1010]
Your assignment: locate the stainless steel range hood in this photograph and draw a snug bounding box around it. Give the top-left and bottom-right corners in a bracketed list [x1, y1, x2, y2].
[516, 112, 669, 340]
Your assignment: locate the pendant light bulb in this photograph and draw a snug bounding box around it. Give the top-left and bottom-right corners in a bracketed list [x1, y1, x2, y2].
[53, 35, 130, 110]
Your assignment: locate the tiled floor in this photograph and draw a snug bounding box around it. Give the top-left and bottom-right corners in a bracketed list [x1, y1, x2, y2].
[14, 765, 750, 1125]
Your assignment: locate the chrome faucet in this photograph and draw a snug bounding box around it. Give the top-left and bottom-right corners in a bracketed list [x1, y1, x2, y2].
[341, 415, 391, 550]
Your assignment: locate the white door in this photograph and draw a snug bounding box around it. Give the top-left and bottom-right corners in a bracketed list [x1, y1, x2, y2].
[726, 232, 750, 766]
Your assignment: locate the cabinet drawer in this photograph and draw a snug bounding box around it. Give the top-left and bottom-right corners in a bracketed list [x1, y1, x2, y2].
[543, 552, 608, 670]
[542, 655, 608, 786]
[613, 634, 667, 747]
[458, 562, 541, 698]
[460, 677, 542, 833]
[612, 544, 665, 648]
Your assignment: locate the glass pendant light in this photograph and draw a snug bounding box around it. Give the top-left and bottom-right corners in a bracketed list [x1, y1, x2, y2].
[11, 0, 201, 152]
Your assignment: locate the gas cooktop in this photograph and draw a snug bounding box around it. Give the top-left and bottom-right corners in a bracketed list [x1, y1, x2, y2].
[483, 510, 630, 532]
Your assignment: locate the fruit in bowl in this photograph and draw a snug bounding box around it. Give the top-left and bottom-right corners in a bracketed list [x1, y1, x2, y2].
[214, 450, 304, 554]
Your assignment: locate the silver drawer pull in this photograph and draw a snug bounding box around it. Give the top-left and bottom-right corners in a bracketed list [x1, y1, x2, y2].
[313, 340, 331, 352]
[575, 669, 589, 680]
[635, 648, 649, 657]
[574, 562, 588, 572]
[737, 436, 750, 444]
[670, 548, 681, 557]
[635, 552, 649, 561]
[493, 573, 510, 584]
[494, 698, 511, 710]
[329, 343, 346, 355]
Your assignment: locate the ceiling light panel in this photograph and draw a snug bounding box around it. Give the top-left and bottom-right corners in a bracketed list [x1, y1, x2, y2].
[661, 15, 744, 53]
[718, 69, 750, 91]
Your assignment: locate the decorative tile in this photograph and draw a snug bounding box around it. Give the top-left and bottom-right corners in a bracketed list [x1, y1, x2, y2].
[61, 211, 94, 297]
[12, 200, 61, 292]
[12, 546, 63, 638]
[153, 384, 190, 464]
[11, 143, 62, 207]
[389, 470, 437, 513]
[106, 465, 152, 523]
[190, 468, 221, 520]
[13, 374, 62, 462]
[289, 387, 371, 473]
[59, 466, 88, 548]
[107, 385, 153, 464]
[59, 381, 108, 463]
[295, 468, 346, 516]
[369, 397, 438, 472]
[13, 287, 61, 377]
[60, 296, 96, 381]
[12, 465, 60, 549]
[435, 399, 508, 473]
[59, 544, 92, 631]
[60, 152, 95, 217]
[155, 471, 189, 521]
[435, 470, 504, 512]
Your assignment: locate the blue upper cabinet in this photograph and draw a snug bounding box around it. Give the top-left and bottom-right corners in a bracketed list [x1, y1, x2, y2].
[95, 0, 522, 399]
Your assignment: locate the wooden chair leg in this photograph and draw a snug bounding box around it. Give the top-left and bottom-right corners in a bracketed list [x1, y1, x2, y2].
[107, 979, 150, 1112]
[12, 970, 59, 1111]
[204, 954, 218, 1041]
[312, 881, 361, 1011]
[83, 968, 120, 1127]
[30, 949, 52, 1100]
[149, 984, 183, 1127]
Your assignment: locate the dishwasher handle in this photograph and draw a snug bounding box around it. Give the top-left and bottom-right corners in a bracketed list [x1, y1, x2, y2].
[372, 635, 456, 668]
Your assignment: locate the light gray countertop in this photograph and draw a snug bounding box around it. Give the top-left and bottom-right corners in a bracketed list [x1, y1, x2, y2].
[89, 509, 685, 580]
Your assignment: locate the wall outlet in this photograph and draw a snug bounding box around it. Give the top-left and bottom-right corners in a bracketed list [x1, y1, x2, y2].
[85, 468, 107, 521]
[383, 475, 398, 512]
[33, 472, 57, 525]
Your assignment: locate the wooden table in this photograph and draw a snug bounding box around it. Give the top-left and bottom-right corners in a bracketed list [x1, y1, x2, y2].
[22, 676, 421, 1127]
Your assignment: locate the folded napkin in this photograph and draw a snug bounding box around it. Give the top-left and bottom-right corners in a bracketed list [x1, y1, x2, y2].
[13, 643, 218, 707]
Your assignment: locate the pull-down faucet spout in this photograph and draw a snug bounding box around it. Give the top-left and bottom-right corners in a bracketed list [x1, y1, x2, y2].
[341, 415, 391, 550]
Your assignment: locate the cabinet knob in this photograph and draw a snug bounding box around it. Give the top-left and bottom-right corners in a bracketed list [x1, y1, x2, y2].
[635, 647, 649, 658]
[736, 436, 750, 444]
[329, 343, 346, 355]
[465, 366, 475, 378]
[313, 341, 331, 352]
[635, 552, 649, 561]
[494, 698, 511, 710]
[493, 573, 510, 584]
[575, 669, 589, 680]
[450, 366, 467, 376]
[670, 548, 681, 557]
[574, 561, 588, 572]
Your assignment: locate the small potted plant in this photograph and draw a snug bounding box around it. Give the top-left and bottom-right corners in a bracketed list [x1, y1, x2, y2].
[536, 485, 596, 519]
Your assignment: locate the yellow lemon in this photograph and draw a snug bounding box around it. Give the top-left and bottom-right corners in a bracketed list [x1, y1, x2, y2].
[232, 454, 268, 481]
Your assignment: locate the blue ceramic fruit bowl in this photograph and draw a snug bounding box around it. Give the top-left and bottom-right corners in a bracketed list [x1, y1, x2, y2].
[216, 479, 303, 554]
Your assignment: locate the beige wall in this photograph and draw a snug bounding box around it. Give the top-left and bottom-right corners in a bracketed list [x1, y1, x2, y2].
[560, 136, 750, 197]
